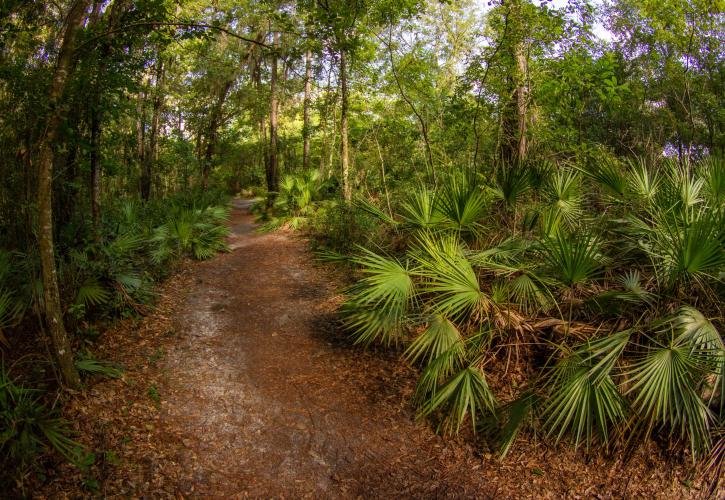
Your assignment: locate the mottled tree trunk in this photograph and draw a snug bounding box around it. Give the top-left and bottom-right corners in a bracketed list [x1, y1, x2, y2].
[90, 112, 101, 239]
[302, 47, 313, 171]
[266, 32, 280, 200]
[202, 79, 233, 190]
[36, 0, 91, 388]
[137, 91, 148, 199]
[499, 0, 528, 167]
[144, 59, 164, 197]
[339, 49, 351, 201]
[515, 43, 528, 163]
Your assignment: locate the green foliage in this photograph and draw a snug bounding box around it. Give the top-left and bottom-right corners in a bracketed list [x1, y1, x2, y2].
[538, 231, 604, 288]
[1, 0, 724, 483]
[75, 354, 123, 380]
[625, 334, 715, 459]
[417, 364, 496, 435]
[413, 233, 491, 321]
[0, 366, 81, 477]
[541, 169, 584, 230]
[540, 333, 629, 450]
[151, 205, 231, 263]
[340, 155, 723, 461]
[343, 248, 414, 346]
[436, 173, 489, 235]
[405, 314, 464, 367]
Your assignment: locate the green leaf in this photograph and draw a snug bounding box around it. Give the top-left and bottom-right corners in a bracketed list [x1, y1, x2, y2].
[417, 364, 496, 435]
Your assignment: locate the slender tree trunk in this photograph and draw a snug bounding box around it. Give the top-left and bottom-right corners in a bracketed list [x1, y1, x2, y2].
[144, 59, 164, 197]
[266, 32, 280, 200]
[515, 43, 528, 163]
[36, 0, 90, 388]
[386, 28, 434, 183]
[302, 47, 313, 171]
[137, 91, 148, 199]
[202, 80, 233, 190]
[339, 48, 351, 201]
[90, 112, 101, 239]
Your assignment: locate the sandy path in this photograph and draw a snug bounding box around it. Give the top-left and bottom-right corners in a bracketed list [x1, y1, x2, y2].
[159, 200, 484, 497]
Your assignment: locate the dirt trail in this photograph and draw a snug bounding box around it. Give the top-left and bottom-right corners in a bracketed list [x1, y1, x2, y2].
[159, 199, 481, 497]
[132, 200, 691, 498]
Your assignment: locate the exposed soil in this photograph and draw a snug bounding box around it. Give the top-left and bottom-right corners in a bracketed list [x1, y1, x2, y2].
[37, 200, 701, 498]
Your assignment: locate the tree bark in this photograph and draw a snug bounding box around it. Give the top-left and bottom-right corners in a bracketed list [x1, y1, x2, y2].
[339, 48, 351, 201]
[137, 90, 148, 199]
[89, 1, 102, 239]
[36, 0, 90, 388]
[144, 58, 164, 197]
[201, 79, 232, 190]
[499, 0, 528, 167]
[90, 111, 101, 239]
[302, 47, 313, 171]
[266, 32, 280, 200]
[515, 42, 528, 163]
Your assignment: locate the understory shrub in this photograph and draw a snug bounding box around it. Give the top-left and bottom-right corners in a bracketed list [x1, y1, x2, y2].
[339, 157, 724, 467]
[0, 364, 80, 485]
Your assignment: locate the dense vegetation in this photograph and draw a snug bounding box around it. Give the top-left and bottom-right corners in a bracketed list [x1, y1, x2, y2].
[0, 0, 722, 493]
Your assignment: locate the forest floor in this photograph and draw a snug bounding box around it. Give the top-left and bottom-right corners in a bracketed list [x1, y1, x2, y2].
[38, 200, 700, 498]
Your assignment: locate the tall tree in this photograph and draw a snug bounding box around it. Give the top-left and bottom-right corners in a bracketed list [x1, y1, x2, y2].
[142, 56, 166, 199]
[302, 45, 313, 171]
[36, 0, 91, 388]
[498, 0, 529, 166]
[301, 0, 422, 200]
[266, 30, 280, 198]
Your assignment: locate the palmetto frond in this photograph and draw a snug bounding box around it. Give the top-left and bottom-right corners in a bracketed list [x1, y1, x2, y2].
[400, 186, 442, 230]
[541, 332, 630, 450]
[342, 248, 415, 346]
[417, 363, 497, 435]
[542, 169, 584, 229]
[355, 197, 398, 226]
[0, 288, 23, 346]
[74, 277, 111, 307]
[632, 206, 725, 288]
[490, 166, 531, 208]
[405, 313, 465, 368]
[508, 273, 554, 314]
[700, 155, 725, 204]
[493, 391, 537, 457]
[436, 174, 488, 234]
[625, 157, 660, 205]
[625, 329, 719, 458]
[583, 158, 627, 199]
[661, 306, 724, 354]
[413, 233, 490, 321]
[75, 355, 123, 379]
[539, 230, 604, 287]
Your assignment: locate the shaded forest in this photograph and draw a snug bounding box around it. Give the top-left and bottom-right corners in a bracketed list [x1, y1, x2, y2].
[0, 0, 723, 495]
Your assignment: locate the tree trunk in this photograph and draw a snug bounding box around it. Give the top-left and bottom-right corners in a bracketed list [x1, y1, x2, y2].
[499, 0, 528, 167]
[266, 32, 280, 200]
[515, 42, 528, 163]
[36, 0, 90, 389]
[386, 28, 434, 183]
[302, 47, 313, 171]
[202, 79, 233, 190]
[144, 58, 164, 198]
[137, 91, 148, 199]
[90, 111, 101, 239]
[339, 48, 351, 201]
